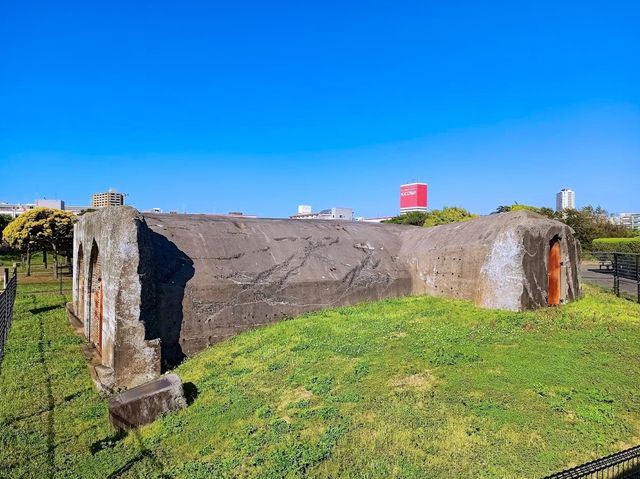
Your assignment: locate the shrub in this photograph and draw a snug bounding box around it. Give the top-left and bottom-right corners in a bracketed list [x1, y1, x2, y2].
[382, 211, 430, 226]
[592, 237, 640, 253]
[382, 207, 477, 227]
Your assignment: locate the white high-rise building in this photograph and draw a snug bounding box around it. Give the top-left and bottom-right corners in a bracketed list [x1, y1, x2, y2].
[556, 188, 575, 212]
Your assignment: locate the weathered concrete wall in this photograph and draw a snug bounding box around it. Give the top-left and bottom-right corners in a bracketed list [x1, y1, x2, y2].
[400, 211, 581, 309]
[142, 213, 412, 363]
[73, 207, 580, 389]
[73, 208, 161, 390]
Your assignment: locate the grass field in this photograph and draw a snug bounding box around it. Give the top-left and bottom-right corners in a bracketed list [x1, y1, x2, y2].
[1, 276, 640, 478]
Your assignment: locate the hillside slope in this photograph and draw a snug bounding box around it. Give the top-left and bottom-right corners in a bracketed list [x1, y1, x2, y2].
[1, 284, 640, 478]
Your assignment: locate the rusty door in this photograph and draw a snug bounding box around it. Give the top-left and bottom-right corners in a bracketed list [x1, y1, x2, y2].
[93, 278, 103, 353]
[548, 240, 561, 306]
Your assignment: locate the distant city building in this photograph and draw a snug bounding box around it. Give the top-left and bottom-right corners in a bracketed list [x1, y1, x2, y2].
[612, 212, 640, 230]
[0, 202, 34, 218]
[225, 212, 257, 218]
[0, 200, 90, 217]
[92, 189, 124, 208]
[400, 183, 428, 213]
[358, 217, 393, 223]
[297, 205, 312, 215]
[318, 208, 353, 220]
[556, 188, 575, 212]
[36, 198, 65, 210]
[66, 205, 92, 215]
[290, 206, 353, 221]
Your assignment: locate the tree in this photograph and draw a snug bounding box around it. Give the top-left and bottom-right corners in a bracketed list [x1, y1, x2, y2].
[492, 205, 512, 214]
[0, 214, 12, 240]
[559, 206, 632, 250]
[382, 211, 430, 226]
[491, 203, 634, 250]
[493, 203, 555, 218]
[2, 207, 76, 276]
[383, 207, 477, 227]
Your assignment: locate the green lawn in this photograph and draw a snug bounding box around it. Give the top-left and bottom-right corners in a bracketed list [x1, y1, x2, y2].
[1, 282, 640, 479]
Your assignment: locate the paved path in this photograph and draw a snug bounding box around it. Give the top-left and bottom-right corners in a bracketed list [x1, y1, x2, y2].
[581, 262, 639, 301]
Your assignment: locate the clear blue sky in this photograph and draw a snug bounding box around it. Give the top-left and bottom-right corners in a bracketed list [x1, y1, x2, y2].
[1, 1, 639, 217]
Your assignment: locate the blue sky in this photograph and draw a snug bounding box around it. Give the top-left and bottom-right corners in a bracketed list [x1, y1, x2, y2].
[1, 1, 638, 217]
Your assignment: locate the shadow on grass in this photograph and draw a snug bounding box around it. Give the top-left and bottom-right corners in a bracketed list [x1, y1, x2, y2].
[37, 306, 56, 478]
[30, 303, 66, 315]
[183, 381, 199, 405]
[104, 429, 171, 479]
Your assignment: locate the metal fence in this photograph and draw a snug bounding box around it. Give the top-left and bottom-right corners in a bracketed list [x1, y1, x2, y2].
[0, 267, 18, 369]
[543, 444, 640, 478]
[583, 252, 640, 303]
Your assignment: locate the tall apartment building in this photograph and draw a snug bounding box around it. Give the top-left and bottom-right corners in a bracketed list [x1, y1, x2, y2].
[555, 188, 575, 212]
[92, 190, 124, 208]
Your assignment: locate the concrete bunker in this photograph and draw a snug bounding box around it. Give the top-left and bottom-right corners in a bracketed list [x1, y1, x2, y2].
[72, 207, 580, 390]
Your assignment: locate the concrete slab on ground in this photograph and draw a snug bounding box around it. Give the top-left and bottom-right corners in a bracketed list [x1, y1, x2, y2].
[108, 373, 187, 430]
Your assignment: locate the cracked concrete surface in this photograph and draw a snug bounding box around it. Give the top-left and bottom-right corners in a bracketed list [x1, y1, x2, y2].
[74, 208, 580, 389]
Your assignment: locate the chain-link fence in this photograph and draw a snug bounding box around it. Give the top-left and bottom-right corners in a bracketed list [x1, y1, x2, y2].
[0, 267, 18, 370]
[582, 252, 640, 303]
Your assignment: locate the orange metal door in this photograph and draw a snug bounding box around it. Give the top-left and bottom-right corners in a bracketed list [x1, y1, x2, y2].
[548, 241, 561, 305]
[98, 280, 103, 353]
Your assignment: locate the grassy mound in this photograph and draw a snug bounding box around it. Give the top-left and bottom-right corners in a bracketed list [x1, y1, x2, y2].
[1, 283, 640, 478]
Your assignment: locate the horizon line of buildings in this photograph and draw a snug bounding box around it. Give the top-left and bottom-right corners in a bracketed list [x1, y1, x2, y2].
[0, 189, 125, 218]
[2, 185, 638, 230]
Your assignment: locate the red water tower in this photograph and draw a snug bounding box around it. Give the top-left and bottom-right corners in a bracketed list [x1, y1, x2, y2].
[400, 183, 428, 213]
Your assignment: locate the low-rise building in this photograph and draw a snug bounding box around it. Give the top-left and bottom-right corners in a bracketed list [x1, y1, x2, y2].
[0, 202, 34, 218]
[612, 212, 640, 230]
[358, 217, 393, 223]
[36, 199, 65, 210]
[290, 206, 353, 221]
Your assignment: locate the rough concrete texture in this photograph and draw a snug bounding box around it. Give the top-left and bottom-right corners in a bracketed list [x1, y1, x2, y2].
[108, 373, 187, 430]
[73, 207, 580, 389]
[73, 207, 161, 390]
[401, 210, 581, 309]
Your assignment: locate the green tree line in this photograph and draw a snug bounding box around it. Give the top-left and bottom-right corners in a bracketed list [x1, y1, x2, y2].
[383, 203, 635, 250]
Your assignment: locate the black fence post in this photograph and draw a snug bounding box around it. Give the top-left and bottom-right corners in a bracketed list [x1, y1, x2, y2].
[613, 253, 619, 297]
[636, 254, 639, 304]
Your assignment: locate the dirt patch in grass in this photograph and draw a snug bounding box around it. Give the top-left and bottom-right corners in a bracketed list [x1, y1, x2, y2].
[388, 331, 407, 339]
[278, 387, 314, 410]
[388, 371, 437, 391]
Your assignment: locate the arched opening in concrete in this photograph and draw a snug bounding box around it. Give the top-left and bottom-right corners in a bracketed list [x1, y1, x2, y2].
[77, 244, 85, 324]
[548, 236, 561, 306]
[88, 241, 104, 354]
